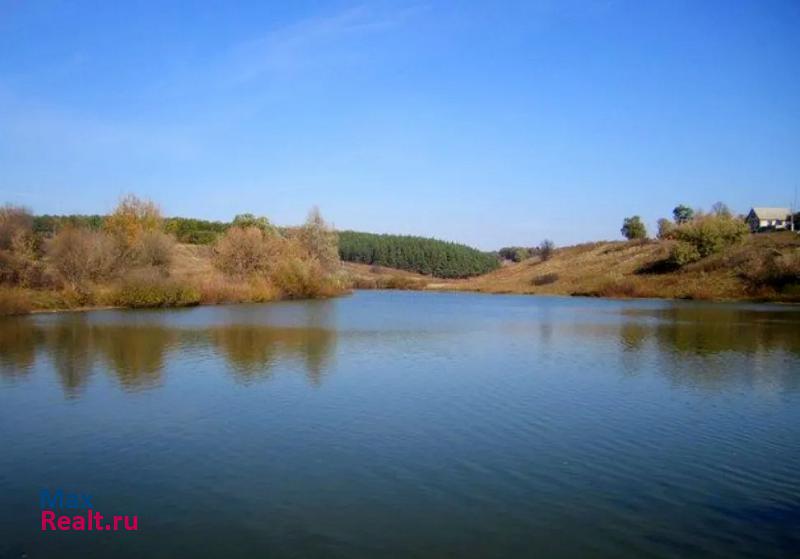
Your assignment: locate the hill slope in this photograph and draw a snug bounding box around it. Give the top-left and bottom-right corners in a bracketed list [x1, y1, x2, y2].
[439, 233, 800, 301]
[345, 233, 800, 302]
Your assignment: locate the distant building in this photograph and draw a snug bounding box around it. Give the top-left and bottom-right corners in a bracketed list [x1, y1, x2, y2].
[746, 207, 792, 232]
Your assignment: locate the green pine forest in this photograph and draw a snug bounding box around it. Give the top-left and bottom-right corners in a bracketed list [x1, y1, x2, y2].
[338, 231, 499, 278]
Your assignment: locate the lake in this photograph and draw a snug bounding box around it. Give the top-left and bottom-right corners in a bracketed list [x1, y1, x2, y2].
[1, 290, 799, 558]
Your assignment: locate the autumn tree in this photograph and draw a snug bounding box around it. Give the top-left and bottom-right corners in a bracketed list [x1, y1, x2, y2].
[298, 207, 339, 272]
[104, 195, 162, 248]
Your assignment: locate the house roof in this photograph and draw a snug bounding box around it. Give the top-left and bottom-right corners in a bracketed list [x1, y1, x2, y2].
[750, 207, 791, 220]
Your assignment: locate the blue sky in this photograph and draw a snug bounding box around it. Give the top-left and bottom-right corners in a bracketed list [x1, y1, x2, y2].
[1, 0, 798, 249]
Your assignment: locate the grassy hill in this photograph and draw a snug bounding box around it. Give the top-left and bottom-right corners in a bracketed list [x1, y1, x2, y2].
[351, 232, 800, 302]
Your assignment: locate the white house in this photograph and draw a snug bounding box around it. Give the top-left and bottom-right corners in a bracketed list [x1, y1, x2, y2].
[746, 207, 792, 232]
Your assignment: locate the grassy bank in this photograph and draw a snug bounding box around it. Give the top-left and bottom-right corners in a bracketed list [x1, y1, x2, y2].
[4, 232, 798, 316]
[0, 197, 347, 316]
[0, 243, 349, 316]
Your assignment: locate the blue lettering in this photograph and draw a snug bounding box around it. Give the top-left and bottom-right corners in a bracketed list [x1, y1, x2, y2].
[40, 489, 63, 509]
[39, 489, 93, 509]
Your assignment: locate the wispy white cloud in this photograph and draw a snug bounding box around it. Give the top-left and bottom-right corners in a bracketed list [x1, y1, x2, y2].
[204, 3, 427, 87]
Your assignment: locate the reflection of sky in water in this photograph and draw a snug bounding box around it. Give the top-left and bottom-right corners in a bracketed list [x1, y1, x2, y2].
[1, 291, 799, 558]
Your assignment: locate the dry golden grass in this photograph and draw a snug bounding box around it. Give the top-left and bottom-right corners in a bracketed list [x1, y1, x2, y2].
[343, 234, 800, 302]
[0, 287, 32, 315]
[444, 234, 800, 301]
[342, 262, 431, 290]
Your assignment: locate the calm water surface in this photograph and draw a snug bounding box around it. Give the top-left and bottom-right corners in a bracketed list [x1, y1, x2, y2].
[1, 291, 799, 558]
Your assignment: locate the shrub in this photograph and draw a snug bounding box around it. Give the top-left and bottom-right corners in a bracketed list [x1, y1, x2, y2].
[668, 242, 701, 267]
[531, 273, 559, 286]
[671, 214, 749, 259]
[0, 232, 45, 287]
[213, 226, 277, 278]
[741, 250, 800, 292]
[0, 205, 43, 287]
[112, 276, 200, 308]
[0, 205, 33, 250]
[136, 230, 175, 269]
[47, 227, 119, 288]
[657, 218, 675, 240]
[271, 257, 336, 299]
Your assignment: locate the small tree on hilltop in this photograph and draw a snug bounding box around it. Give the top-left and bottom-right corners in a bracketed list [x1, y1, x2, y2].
[621, 216, 647, 240]
[539, 239, 555, 261]
[672, 204, 694, 224]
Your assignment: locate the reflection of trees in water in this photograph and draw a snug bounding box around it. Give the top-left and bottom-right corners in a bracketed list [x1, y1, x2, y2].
[93, 325, 177, 390]
[536, 305, 800, 390]
[209, 326, 335, 386]
[0, 316, 336, 397]
[619, 306, 800, 390]
[16, 318, 176, 396]
[44, 317, 97, 397]
[619, 306, 800, 355]
[0, 318, 42, 379]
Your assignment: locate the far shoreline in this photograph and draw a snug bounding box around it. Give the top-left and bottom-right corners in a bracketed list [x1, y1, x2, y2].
[5, 285, 796, 319]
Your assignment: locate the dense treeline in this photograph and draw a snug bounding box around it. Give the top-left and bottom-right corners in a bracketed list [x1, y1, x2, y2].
[33, 214, 229, 244]
[33, 214, 105, 234]
[164, 217, 228, 244]
[338, 231, 499, 278]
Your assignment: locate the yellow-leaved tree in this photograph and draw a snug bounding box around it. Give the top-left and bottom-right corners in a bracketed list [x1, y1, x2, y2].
[104, 194, 162, 249]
